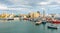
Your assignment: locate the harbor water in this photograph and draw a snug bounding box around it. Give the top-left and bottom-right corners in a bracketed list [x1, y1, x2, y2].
[0, 20, 60, 33]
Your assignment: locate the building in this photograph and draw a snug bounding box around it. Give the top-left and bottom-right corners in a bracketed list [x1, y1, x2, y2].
[29, 11, 40, 18]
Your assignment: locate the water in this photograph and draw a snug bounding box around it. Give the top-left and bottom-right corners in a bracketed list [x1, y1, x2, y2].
[0, 20, 60, 33]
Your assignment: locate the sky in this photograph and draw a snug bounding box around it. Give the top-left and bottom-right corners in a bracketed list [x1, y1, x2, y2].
[0, 0, 60, 14]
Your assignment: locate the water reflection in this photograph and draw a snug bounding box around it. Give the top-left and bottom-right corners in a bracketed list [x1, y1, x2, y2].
[42, 24, 46, 30]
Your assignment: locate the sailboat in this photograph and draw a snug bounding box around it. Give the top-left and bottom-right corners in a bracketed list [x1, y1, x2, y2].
[41, 8, 47, 24]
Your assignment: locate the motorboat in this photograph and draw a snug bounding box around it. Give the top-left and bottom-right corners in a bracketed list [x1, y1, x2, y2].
[23, 18, 29, 20]
[47, 25, 58, 29]
[35, 21, 42, 25]
[6, 18, 14, 20]
[52, 20, 60, 24]
[42, 20, 47, 24]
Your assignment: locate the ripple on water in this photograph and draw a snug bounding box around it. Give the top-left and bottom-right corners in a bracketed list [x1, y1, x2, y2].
[0, 20, 59, 33]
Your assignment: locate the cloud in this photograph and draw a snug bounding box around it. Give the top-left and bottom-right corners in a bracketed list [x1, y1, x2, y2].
[0, 4, 29, 11]
[55, 0, 60, 3]
[37, 0, 60, 6]
[8, 8, 28, 11]
[0, 0, 60, 6]
[0, 0, 60, 14]
[0, 0, 13, 5]
[0, 3, 8, 10]
[7, 5, 32, 9]
[48, 0, 60, 5]
[38, 2, 49, 5]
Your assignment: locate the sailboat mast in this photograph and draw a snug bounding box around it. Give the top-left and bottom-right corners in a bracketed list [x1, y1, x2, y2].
[43, 9, 45, 18]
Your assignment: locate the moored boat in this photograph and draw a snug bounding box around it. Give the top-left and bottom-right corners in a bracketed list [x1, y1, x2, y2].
[42, 20, 47, 24]
[6, 18, 14, 20]
[23, 18, 29, 20]
[47, 25, 58, 29]
[35, 21, 42, 25]
[52, 20, 60, 24]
